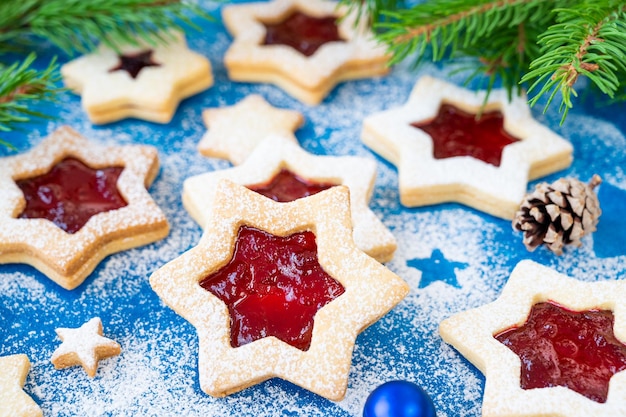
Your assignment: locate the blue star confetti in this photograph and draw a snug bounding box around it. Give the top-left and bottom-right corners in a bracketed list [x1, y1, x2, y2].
[594, 182, 626, 258]
[407, 249, 468, 289]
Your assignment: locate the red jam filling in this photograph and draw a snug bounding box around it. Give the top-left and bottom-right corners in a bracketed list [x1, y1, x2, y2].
[247, 169, 336, 202]
[495, 301, 626, 403]
[109, 50, 160, 79]
[16, 157, 127, 234]
[263, 11, 345, 57]
[411, 103, 520, 167]
[199, 226, 345, 351]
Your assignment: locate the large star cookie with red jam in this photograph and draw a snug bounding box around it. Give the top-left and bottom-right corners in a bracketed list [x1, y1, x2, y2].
[222, 0, 390, 105]
[0, 126, 169, 289]
[61, 31, 213, 124]
[185, 134, 397, 262]
[361, 76, 574, 219]
[0, 354, 42, 417]
[440, 260, 626, 417]
[150, 180, 408, 400]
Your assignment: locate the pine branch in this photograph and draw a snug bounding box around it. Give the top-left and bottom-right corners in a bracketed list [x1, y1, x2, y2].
[341, 0, 626, 122]
[522, 0, 626, 122]
[0, 0, 207, 55]
[0, 54, 62, 147]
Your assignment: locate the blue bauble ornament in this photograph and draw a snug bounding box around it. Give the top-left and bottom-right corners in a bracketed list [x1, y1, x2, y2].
[363, 380, 436, 417]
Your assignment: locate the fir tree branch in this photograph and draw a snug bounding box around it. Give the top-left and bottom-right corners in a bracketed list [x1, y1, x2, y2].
[522, 0, 626, 122]
[0, 53, 62, 147]
[0, 0, 208, 56]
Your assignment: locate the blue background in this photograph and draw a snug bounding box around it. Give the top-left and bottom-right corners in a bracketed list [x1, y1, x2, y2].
[1, 1, 625, 416]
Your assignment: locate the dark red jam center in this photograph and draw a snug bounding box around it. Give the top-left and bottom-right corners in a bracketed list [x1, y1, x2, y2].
[199, 226, 345, 351]
[495, 301, 626, 403]
[109, 50, 160, 79]
[16, 157, 127, 234]
[247, 169, 336, 203]
[411, 103, 520, 167]
[263, 11, 345, 57]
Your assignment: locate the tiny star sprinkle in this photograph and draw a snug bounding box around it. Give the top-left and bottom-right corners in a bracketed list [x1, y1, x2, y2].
[51, 317, 121, 378]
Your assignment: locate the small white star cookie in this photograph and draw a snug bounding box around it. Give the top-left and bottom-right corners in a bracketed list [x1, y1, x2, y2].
[0, 126, 170, 290]
[51, 317, 122, 378]
[197, 94, 303, 165]
[150, 180, 408, 400]
[222, 0, 390, 105]
[61, 31, 213, 124]
[185, 134, 397, 262]
[361, 75, 574, 219]
[0, 354, 42, 417]
[440, 260, 626, 417]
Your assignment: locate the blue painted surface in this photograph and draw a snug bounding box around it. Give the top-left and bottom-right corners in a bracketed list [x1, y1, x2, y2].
[1, 2, 625, 416]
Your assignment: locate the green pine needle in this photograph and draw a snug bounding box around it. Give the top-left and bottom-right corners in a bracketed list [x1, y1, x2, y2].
[0, 53, 63, 136]
[341, 0, 626, 122]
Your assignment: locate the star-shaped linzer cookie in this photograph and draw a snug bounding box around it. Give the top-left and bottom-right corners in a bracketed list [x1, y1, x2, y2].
[361, 76, 574, 219]
[197, 94, 304, 165]
[150, 180, 408, 400]
[185, 134, 397, 263]
[0, 126, 169, 290]
[440, 260, 626, 417]
[61, 31, 213, 124]
[0, 354, 42, 417]
[222, 0, 390, 105]
[51, 317, 121, 377]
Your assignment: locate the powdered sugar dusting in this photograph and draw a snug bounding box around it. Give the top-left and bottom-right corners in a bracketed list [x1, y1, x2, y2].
[1, 1, 625, 416]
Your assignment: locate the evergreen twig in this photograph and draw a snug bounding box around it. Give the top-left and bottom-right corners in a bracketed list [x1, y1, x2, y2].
[0, 53, 62, 148]
[341, 0, 626, 121]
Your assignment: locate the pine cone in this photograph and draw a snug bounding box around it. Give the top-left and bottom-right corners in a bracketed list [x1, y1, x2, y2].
[513, 175, 602, 255]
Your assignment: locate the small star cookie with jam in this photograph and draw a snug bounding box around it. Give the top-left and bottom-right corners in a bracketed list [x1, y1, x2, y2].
[51, 317, 122, 378]
[150, 180, 408, 400]
[361, 76, 574, 219]
[186, 134, 397, 263]
[0, 354, 42, 417]
[197, 94, 304, 165]
[0, 126, 169, 290]
[222, 0, 390, 105]
[61, 31, 213, 124]
[440, 260, 626, 417]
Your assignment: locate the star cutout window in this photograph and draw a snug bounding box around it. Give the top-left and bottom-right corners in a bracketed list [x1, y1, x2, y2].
[407, 248, 467, 289]
[0, 126, 169, 290]
[108, 50, 160, 79]
[495, 301, 626, 403]
[440, 260, 626, 417]
[200, 225, 345, 351]
[247, 168, 336, 202]
[150, 180, 408, 400]
[222, 0, 390, 104]
[263, 11, 345, 57]
[412, 103, 520, 167]
[361, 75, 573, 219]
[16, 157, 127, 234]
[186, 134, 397, 263]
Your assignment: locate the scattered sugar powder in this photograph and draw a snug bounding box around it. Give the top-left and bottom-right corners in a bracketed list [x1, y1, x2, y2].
[1, 1, 625, 416]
